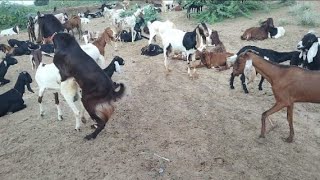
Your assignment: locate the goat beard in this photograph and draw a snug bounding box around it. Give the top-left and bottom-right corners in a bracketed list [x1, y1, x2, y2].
[26, 83, 34, 93]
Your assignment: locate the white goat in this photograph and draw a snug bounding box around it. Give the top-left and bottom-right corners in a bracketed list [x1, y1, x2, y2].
[162, 0, 174, 12]
[160, 23, 209, 76]
[80, 17, 90, 24]
[0, 26, 19, 36]
[147, 20, 176, 45]
[115, 8, 143, 42]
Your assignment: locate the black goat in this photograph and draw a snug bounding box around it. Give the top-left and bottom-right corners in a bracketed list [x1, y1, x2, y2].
[27, 16, 36, 42]
[0, 71, 34, 117]
[229, 45, 303, 93]
[141, 44, 163, 56]
[297, 32, 320, 70]
[103, 56, 125, 78]
[36, 12, 64, 43]
[0, 56, 18, 86]
[28, 42, 55, 54]
[6, 39, 32, 56]
[52, 32, 125, 140]
[119, 30, 142, 42]
[8, 39, 30, 48]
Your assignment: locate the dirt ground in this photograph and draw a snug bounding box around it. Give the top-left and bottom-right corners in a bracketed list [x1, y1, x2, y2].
[0, 2, 320, 180]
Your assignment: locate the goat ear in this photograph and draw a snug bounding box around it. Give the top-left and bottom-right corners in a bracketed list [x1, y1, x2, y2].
[307, 42, 319, 63]
[114, 61, 121, 73]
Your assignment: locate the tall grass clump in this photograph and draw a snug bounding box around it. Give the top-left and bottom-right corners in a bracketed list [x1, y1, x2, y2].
[189, 0, 265, 24]
[289, 3, 319, 26]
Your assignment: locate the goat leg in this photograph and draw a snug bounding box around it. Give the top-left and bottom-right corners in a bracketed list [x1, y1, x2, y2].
[258, 76, 264, 91]
[285, 104, 294, 143]
[240, 74, 249, 94]
[8, 102, 26, 114]
[260, 103, 285, 138]
[230, 73, 235, 89]
[84, 118, 106, 140]
[0, 79, 10, 86]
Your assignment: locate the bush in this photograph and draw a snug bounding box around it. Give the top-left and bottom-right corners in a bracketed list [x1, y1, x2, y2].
[120, 4, 160, 24]
[190, 0, 265, 24]
[289, 3, 319, 27]
[0, 1, 33, 29]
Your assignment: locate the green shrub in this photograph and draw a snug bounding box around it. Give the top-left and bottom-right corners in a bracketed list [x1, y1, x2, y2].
[0, 1, 33, 29]
[288, 2, 311, 16]
[192, 0, 265, 24]
[120, 4, 160, 24]
[278, 18, 290, 26]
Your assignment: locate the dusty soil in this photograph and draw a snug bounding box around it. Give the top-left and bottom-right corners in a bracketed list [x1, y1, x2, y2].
[0, 2, 320, 180]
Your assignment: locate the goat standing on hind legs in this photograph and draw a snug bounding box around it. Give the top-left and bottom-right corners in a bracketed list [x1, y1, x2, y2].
[233, 50, 320, 143]
[52, 33, 125, 140]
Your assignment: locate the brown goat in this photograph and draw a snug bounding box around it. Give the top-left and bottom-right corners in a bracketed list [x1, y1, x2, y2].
[241, 18, 274, 41]
[52, 32, 125, 140]
[209, 30, 226, 53]
[198, 50, 234, 70]
[92, 27, 116, 56]
[63, 15, 83, 40]
[233, 50, 320, 143]
[174, 5, 182, 11]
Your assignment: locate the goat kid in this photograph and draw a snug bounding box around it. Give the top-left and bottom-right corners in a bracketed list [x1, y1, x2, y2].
[241, 18, 274, 41]
[141, 44, 163, 56]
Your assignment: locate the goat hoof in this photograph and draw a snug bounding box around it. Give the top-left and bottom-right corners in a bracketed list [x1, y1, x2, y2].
[58, 115, 63, 121]
[259, 134, 265, 138]
[81, 117, 87, 124]
[230, 86, 235, 89]
[284, 136, 293, 143]
[244, 91, 249, 94]
[84, 134, 95, 140]
[75, 128, 81, 132]
[258, 87, 263, 91]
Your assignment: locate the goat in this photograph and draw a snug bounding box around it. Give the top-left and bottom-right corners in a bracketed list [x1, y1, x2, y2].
[147, 20, 176, 45]
[0, 71, 34, 117]
[297, 32, 320, 70]
[115, 8, 144, 42]
[198, 49, 234, 70]
[119, 30, 142, 42]
[27, 16, 36, 42]
[63, 15, 83, 40]
[52, 33, 126, 140]
[233, 50, 320, 143]
[0, 55, 18, 86]
[8, 39, 29, 48]
[0, 44, 31, 56]
[186, 2, 203, 19]
[207, 30, 226, 53]
[269, 26, 285, 39]
[241, 18, 274, 41]
[229, 45, 303, 93]
[141, 44, 163, 56]
[36, 13, 64, 43]
[28, 42, 55, 54]
[160, 23, 209, 76]
[80, 17, 90, 24]
[0, 26, 19, 36]
[34, 53, 123, 130]
[92, 27, 117, 56]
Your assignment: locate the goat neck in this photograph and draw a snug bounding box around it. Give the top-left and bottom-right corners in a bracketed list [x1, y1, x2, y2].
[248, 52, 283, 84]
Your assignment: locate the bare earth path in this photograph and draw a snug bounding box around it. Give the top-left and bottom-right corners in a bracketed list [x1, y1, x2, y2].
[0, 3, 319, 180]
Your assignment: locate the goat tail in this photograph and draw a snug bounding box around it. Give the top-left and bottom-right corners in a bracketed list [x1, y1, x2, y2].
[112, 83, 125, 100]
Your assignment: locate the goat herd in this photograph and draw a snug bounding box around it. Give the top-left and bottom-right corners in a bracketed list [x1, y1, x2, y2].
[0, 1, 319, 143]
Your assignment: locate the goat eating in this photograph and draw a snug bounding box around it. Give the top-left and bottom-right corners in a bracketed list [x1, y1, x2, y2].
[52, 32, 125, 140]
